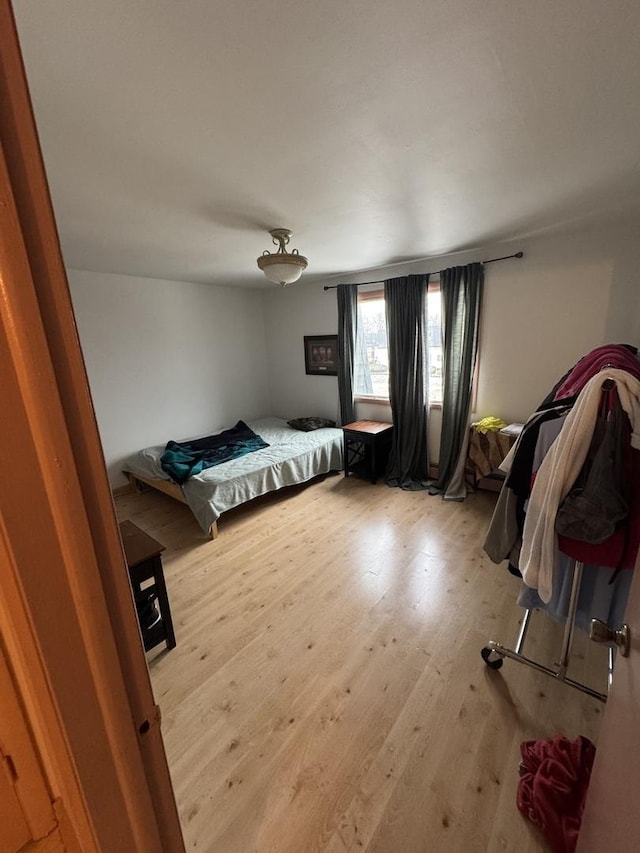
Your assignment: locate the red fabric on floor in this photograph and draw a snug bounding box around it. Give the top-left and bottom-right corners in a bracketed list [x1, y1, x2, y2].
[517, 735, 596, 853]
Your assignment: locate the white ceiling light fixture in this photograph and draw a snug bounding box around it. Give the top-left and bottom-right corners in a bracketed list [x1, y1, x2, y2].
[257, 228, 308, 286]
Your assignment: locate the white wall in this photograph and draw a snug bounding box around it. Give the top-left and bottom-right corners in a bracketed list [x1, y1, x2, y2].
[263, 219, 640, 457]
[261, 284, 341, 422]
[604, 225, 640, 344]
[473, 227, 614, 422]
[69, 269, 270, 487]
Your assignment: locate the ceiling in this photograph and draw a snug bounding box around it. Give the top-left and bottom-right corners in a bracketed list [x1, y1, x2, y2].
[13, 0, 640, 288]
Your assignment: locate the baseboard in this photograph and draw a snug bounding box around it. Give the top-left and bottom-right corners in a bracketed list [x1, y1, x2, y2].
[112, 484, 131, 497]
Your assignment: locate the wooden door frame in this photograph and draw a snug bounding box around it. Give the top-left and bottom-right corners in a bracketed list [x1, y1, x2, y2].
[0, 3, 184, 849]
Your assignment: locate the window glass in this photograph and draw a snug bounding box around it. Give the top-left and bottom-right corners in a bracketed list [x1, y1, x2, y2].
[355, 296, 388, 398]
[353, 285, 443, 404]
[426, 286, 442, 404]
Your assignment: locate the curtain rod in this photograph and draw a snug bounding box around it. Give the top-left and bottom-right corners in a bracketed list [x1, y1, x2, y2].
[322, 251, 524, 291]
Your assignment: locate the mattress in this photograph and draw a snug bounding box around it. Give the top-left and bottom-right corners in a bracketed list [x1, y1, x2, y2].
[122, 417, 344, 533]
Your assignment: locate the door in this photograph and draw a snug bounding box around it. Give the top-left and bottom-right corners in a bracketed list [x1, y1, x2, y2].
[577, 551, 640, 850]
[0, 637, 62, 853]
[0, 2, 184, 849]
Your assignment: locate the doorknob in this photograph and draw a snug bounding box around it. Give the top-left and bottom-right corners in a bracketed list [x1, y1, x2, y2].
[589, 619, 631, 657]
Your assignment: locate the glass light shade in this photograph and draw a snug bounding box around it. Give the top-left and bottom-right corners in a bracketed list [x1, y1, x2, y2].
[263, 262, 304, 285]
[257, 253, 308, 286]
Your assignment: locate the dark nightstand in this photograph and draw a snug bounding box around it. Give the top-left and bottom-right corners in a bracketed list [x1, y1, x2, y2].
[342, 420, 393, 484]
[119, 520, 176, 653]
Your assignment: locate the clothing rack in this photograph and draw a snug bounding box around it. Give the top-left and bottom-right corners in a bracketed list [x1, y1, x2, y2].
[481, 560, 611, 703]
[322, 251, 523, 290]
[481, 372, 627, 704]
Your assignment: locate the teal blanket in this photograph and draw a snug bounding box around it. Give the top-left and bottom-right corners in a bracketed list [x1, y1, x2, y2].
[160, 420, 269, 484]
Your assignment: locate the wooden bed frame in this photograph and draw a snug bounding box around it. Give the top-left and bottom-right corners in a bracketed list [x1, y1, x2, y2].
[126, 473, 219, 540]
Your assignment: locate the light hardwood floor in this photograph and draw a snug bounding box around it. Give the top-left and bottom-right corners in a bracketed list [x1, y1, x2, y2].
[115, 475, 606, 853]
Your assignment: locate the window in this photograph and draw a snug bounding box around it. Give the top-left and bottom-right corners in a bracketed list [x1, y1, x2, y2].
[354, 284, 443, 404]
[354, 292, 389, 399]
[426, 283, 443, 404]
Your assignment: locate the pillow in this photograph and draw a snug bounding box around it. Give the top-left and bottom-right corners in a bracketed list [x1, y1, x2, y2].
[287, 417, 336, 432]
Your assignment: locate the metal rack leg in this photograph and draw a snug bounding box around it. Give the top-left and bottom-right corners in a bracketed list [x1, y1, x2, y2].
[607, 646, 615, 691]
[556, 561, 584, 677]
[514, 608, 533, 655]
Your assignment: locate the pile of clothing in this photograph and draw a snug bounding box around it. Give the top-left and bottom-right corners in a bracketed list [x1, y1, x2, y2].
[518, 735, 596, 853]
[484, 343, 640, 617]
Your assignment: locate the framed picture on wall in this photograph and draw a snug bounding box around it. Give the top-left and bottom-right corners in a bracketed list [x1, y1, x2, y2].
[304, 335, 339, 376]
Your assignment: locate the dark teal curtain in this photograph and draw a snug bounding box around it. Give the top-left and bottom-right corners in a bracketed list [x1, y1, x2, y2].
[432, 262, 484, 499]
[384, 274, 429, 489]
[337, 284, 357, 425]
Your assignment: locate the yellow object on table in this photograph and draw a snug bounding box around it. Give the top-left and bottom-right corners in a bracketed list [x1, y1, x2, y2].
[472, 416, 508, 434]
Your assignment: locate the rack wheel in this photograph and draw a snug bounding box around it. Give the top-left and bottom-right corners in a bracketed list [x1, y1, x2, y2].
[481, 646, 504, 670]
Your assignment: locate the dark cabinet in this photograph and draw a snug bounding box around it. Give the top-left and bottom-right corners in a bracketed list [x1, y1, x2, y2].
[342, 420, 393, 484]
[119, 520, 176, 652]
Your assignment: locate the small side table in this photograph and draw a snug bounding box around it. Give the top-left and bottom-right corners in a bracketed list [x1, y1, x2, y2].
[119, 520, 176, 653]
[342, 420, 393, 484]
[465, 426, 518, 490]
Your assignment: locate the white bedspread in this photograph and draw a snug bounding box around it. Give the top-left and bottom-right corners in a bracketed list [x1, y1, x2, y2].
[122, 417, 343, 533]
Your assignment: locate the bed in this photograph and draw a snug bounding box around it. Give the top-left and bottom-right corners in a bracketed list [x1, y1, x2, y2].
[122, 417, 344, 538]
